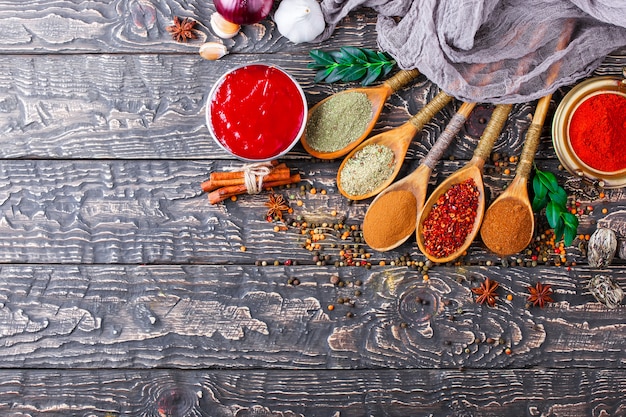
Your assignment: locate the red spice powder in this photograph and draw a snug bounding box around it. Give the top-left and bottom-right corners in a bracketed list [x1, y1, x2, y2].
[568, 92, 626, 172]
[422, 178, 479, 258]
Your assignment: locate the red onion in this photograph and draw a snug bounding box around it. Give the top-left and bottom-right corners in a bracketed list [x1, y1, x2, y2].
[214, 0, 274, 25]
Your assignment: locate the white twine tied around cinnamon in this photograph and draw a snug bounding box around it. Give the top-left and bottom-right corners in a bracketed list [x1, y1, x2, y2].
[234, 162, 275, 194]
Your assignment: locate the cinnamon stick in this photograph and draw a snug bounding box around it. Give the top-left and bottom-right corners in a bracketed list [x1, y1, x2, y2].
[208, 173, 301, 204]
[208, 160, 280, 182]
[201, 166, 291, 192]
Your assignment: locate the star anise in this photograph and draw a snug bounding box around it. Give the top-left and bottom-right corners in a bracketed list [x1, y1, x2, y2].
[472, 277, 499, 307]
[166, 16, 198, 42]
[527, 282, 554, 308]
[265, 193, 290, 221]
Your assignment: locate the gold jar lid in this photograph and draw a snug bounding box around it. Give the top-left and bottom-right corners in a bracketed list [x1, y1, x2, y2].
[552, 69, 626, 188]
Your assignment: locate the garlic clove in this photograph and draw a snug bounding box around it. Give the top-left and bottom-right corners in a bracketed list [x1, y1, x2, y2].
[210, 12, 241, 39]
[274, 0, 325, 44]
[199, 42, 229, 60]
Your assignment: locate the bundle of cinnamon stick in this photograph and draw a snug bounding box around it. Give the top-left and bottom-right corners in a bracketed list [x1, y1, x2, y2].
[201, 161, 301, 204]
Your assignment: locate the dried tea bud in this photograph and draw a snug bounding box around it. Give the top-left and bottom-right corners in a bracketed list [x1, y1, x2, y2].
[587, 274, 624, 309]
[587, 227, 617, 268]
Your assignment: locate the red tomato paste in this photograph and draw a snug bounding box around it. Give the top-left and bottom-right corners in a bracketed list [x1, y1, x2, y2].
[209, 64, 305, 160]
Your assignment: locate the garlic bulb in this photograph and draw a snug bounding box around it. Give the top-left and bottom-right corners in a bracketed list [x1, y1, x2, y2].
[274, 0, 325, 44]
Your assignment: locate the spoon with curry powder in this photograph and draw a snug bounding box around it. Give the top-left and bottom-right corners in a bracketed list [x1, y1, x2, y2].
[362, 101, 475, 251]
[480, 95, 552, 256]
[336, 90, 454, 201]
[301, 69, 421, 160]
[416, 103, 513, 263]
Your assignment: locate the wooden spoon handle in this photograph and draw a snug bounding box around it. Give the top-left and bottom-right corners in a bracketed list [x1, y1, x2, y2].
[517, 95, 552, 179]
[408, 91, 453, 130]
[473, 104, 513, 161]
[422, 102, 476, 169]
[383, 69, 420, 93]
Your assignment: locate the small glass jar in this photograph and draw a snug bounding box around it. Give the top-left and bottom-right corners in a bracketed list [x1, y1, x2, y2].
[552, 69, 626, 188]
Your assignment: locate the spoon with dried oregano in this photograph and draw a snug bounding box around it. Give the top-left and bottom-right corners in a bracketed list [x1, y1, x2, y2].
[301, 69, 421, 160]
[362, 101, 475, 251]
[416, 103, 513, 263]
[337, 90, 454, 201]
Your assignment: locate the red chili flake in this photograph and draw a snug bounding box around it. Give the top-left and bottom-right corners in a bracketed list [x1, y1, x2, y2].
[422, 178, 479, 258]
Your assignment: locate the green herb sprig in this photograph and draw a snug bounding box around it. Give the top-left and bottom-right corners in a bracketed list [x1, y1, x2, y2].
[532, 166, 579, 246]
[308, 46, 396, 86]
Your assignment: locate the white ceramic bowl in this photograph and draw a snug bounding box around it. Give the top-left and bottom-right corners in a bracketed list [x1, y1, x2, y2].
[206, 63, 307, 162]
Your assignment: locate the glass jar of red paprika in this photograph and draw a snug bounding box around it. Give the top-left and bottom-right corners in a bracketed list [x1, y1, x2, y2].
[552, 72, 626, 188]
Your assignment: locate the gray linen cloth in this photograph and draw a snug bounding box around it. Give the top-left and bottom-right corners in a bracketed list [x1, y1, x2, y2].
[318, 0, 626, 103]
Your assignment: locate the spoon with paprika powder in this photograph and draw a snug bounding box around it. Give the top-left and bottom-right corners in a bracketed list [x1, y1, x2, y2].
[337, 90, 454, 201]
[301, 69, 421, 160]
[416, 103, 513, 263]
[361, 101, 475, 251]
[480, 95, 552, 256]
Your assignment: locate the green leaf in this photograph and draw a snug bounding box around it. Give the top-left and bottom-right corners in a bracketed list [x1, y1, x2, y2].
[549, 186, 568, 209]
[535, 168, 559, 193]
[563, 221, 578, 246]
[362, 65, 383, 86]
[381, 62, 395, 77]
[324, 66, 344, 83]
[341, 66, 368, 82]
[532, 194, 550, 212]
[532, 175, 549, 211]
[553, 216, 565, 242]
[309, 50, 336, 66]
[546, 201, 562, 229]
[562, 211, 579, 230]
[308, 47, 397, 85]
[341, 46, 368, 64]
[314, 68, 332, 83]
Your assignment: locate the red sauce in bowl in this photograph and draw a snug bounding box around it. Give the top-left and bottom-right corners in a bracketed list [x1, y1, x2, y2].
[208, 64, 306, 161]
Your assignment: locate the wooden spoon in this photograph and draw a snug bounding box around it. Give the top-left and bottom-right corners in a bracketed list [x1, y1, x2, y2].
[416, 103, 514, 263]
[301, 69, 421, 160]
[337, 91, 454, 200]
[362, 101, 475, 251]
[480, 95, 552, 256]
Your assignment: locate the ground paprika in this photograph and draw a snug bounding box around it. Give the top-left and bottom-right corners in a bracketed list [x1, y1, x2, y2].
[568, 92, 626, 172]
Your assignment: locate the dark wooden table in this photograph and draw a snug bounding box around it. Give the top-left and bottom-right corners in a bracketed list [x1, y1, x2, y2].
[1, 1, 625, 416]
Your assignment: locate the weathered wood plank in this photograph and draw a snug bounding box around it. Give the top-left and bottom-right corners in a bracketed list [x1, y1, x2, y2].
[0, 368, 624, 416]
[0, 159, 618, 265]
[0, 264, 623, 369]
[0, 0, 378, 54]
[0, 53, 624, 160]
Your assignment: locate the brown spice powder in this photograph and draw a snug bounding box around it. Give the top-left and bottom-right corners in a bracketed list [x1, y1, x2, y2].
[480, 197, 533, 256]
[363, 190, 417, 250]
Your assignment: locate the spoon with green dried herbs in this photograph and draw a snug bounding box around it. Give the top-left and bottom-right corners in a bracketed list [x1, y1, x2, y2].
[480, 95, 552, 256]
[416, 103, 513, 263]
[362, 101, 475, 251]
[336, 91, 454, 201]
[301, 69, 420, 160]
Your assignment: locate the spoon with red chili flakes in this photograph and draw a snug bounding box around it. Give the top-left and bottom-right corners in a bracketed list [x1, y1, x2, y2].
[417, 103, 513, 263]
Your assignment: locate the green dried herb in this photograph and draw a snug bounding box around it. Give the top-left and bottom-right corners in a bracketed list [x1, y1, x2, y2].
[532, 166, 578, 246]
[308, 46, 396, 86]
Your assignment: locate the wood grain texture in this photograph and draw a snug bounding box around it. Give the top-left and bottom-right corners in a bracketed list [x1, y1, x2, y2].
[0, 0, 377, 54]
[0, 264, 623, 369]
[0, 368, 624, 416]
[0, 53, 624, 160]
[0, 159, 618, 265]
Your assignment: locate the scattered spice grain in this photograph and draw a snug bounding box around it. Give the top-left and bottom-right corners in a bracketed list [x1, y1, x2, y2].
[306, 91, 373, 152]
[363, 190, 417, 249]
[480, 197, 533, 256]
[339, 144, 395, 196]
